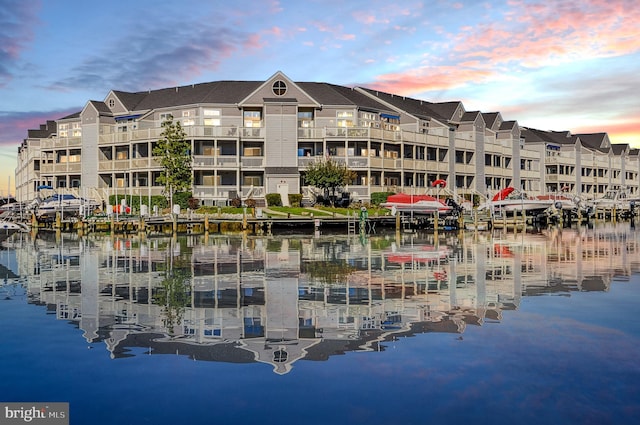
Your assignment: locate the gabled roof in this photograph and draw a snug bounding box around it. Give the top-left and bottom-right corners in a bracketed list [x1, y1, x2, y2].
[111, 91, 147, 110]
[482, 112, 501, 129]
[461, 110, 483, 123]
[89, 100, 113, 116]
[611, 143, 629, 155]
[429, 101, 464, 122]
[575, 132, 610, 153]
[499, 120, 517, 131]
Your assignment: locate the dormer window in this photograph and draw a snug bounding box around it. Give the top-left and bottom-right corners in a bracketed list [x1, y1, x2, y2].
[272, 80, 287, 96]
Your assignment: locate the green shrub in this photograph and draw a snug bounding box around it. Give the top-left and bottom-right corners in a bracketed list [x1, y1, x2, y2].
[371, 192, 394, 205]
[266, 193, 282, 207]
[108, 194, 168, 210]
[173, 192, 193, 209]
[288, 194, 303, 207]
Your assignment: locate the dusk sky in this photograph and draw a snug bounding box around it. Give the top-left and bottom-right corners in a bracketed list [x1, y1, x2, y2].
[1, 0, 638, 196]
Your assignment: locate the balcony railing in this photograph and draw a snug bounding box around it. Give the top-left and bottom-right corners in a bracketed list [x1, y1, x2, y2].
[348, 157, 370, 168]
[192, 186, 240, 201]
[93, 124, 523, 156]
[241, 157, 264, 167]
[298, 156, 322, 167]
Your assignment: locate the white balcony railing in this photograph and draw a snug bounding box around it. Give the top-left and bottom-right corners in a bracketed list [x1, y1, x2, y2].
[241, 157, 264, 167]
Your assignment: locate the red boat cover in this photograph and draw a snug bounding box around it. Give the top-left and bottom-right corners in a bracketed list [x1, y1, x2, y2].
[492, 187, 515, 201]
[432, 179, 447, 188]
[385, 194, 440, 203]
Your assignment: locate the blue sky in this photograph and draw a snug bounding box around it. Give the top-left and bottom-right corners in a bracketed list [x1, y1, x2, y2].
[1, 0, 639, 196]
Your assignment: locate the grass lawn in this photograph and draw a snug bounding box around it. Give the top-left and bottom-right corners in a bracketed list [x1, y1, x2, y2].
[268, 206, 332, 217]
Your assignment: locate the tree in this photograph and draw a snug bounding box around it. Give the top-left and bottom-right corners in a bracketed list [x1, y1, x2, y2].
[152, 117, 193, 206]
[304, 159, 356, 206]
[155, 267, 191, 335]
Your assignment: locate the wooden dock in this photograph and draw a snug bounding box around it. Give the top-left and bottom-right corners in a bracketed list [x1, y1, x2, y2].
[28, 212, 398, 236]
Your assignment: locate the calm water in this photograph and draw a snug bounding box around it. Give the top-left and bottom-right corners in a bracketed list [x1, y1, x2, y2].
[1, 224, 639, 425]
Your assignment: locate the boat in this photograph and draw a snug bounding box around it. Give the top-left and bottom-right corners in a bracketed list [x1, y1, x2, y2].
[592, 188, 638, 216]
[480, 187, 556, 215]
[534, 193, 593, 219]
[35, 194, 100, 221]
[380, 193, 458, 216]
[0, 220, 28, 242]
[0, 202, 27, 213]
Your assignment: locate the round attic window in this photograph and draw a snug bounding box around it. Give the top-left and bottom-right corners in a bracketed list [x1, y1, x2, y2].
[272, 80, 287, 96]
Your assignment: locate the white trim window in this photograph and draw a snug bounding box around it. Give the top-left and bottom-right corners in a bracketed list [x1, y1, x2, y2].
[58, 123, 68, 137]
[244, 110, 262, 128]
[203, 109, 221, 126]
[337, 111, 354, 127]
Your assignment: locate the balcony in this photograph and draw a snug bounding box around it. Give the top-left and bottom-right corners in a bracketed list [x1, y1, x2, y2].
[348, 157, 370, 168]
[192, 185, 241, 201]
[131, 158, 153, 169]
[433, 160, 449, 173]
[193, 156, 217, 167]
[240, 128, 263, 138]
[241, 186, 264, 198]
[98, 159, 132, 172]
[241, 157, 264, 168]
[298, 156, 322, 167]
[382, 158, 399, 169]
[325, 127, 370, 138]
[298, 128, 324, 139]
[93, 125, 463, 147]
[217, 156, 239, 167]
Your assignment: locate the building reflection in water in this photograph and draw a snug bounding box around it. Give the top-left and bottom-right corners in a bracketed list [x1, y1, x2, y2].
[6, 224, 639, 374]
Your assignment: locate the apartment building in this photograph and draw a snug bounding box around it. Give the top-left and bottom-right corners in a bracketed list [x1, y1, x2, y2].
[14, 71, 638, 205]
[521, 128, 640, 199]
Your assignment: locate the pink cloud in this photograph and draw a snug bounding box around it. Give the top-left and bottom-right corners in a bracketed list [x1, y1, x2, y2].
[353, 13, 378, 25]
[338, 33, 356, 41]
[575, 120, 640, 145]
[352, 12, 390, 25]
[367, 66, 495, 95]
[0, 108, 73, 152]
[0, 108, 79, 147]
[243, 33, 266, 50]
[363, 0, 639, 124]
[311, 21, 355, 38]
[267, 26, 283, 37]
[455, 0, 640, 67]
